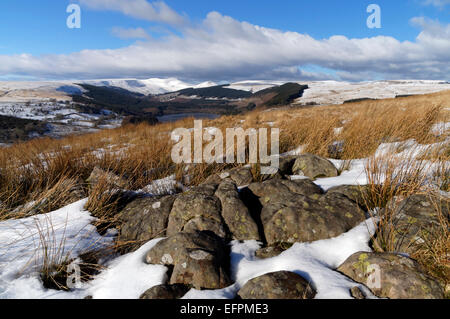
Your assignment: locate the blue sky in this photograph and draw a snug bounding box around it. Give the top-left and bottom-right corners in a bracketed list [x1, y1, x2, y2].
[0, 0, 448, 81]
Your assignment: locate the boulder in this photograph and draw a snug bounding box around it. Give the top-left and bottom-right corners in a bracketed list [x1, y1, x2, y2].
[201, 173, 223, 186]
[292, 154, 338, 180]
[248, 179, 366, 245]
[215, 180, 260, 241]
[140, 284, 191, 299]
[327, 185, 370, 210]
[118, 195, 176, 244]
[338, 252, 444, 299]
[248, 179, 323, 203]
[237, 271, 316, 299]
[166, 184, 227, 238]
[228, 167, 254, 187]
[390, 194, 449, 254]
[277, 156, 298, 176]
[146, 231, 231, 290]
[201, 167, 254, 187]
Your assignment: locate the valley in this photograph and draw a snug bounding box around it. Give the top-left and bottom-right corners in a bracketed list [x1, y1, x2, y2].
[0, 78, 449, 145]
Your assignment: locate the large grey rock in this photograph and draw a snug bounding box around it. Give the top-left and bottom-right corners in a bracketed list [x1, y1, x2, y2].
[201, 173, 223, 186]
[327, 185, 370, 210]
[391, 194, 449, 254]
[292, 154, 338, 180]
[237, 271, 316, 299]
[166, 185, 227, 238]
[277, 156, 298, 176]
[248, 178, 323, 203]
[248, 179, 366, 245]
[146, 231, 231, 290]
[338, 252, 444, 299]
[215, 180, 260, 241]
[140, 284, 190, 299]
[228, 167, 254, 187]
[118, 195, 176, 244]
[201, 167, 254, 187]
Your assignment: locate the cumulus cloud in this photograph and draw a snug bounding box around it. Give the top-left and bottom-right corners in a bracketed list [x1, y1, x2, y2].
[0, 9, 449, 81]
[423, 0, 450, 8]
[78, 0, 187, 26]
[111, 27, 150, 39]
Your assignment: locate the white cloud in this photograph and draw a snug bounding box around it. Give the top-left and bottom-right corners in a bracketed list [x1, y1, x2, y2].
[111, 27, 150, 39]
[423, 0, 450, 8]
[0, 11, 449, 81]
[78, 0, 187, 26]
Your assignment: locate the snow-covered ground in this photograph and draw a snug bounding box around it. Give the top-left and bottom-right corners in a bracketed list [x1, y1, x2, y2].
[0, 78, 205, 102]
[295, 80, 450, 105]
[0, 118, 448, 299]
[227, 80, 450, 105]
[0, 101, 92, 121]
[0, 100, 122, 139]
[228, 80, 450, 104]
[0, 200, 116, 299]
[227, 80, 285, 93]
[2, 78, 447, 104]
[0, 202, 376, 299]
[85, 78, 194, 95]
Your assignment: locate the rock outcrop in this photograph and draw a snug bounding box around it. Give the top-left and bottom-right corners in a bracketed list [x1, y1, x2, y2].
[146, 231, 231, 290]
[140, 284, 191, 299]
[338, 252, 444, 299]
[118, 195, 176, 244]
[248, 179, 366, 245]
[215, 180, 260, 241]
[292, 154, 338, 180]
[237, 271, 316, 299]
[390, 194, 449, 254]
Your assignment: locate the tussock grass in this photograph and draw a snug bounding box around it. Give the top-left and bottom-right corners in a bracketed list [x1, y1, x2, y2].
[363, 149, 449, 287]
[0, 90, 448, 220]
[411, 196, 449, 292]
[0, 90, 448, 290]
[24, 215, 112, 291]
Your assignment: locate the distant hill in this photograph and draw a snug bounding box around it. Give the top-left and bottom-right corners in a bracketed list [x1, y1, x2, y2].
[72, 84, 153, 115]
[254, 83, 309, 106]
[70, 82, 310, 118]
[0, 115, 49, 142]
[176, 85, 252, 99]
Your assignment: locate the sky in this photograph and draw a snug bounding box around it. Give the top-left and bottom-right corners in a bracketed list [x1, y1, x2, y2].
[0, 0, 448, 82]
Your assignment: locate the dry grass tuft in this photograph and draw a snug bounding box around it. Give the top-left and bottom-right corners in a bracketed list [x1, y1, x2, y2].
[363, 149, 449, 287]
[1, 91, 448, 220]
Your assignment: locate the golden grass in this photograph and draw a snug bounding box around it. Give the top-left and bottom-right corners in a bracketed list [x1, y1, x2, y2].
[411, 196, 449, 293]
[362, 149, 449, 287]
[0, 90, 448, 289]
[0, 90, 448, 220]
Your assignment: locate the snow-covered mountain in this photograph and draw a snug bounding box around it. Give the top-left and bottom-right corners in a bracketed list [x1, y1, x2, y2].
[226, 80, 450, 105]
[0, 78, 449, 105]
[84, 78, 194, 95]
[0, 78, 196, 102]
[294, 80, 450, 106]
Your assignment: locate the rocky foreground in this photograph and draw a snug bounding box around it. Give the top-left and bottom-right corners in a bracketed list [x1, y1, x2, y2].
[83, 153, 448, 299]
